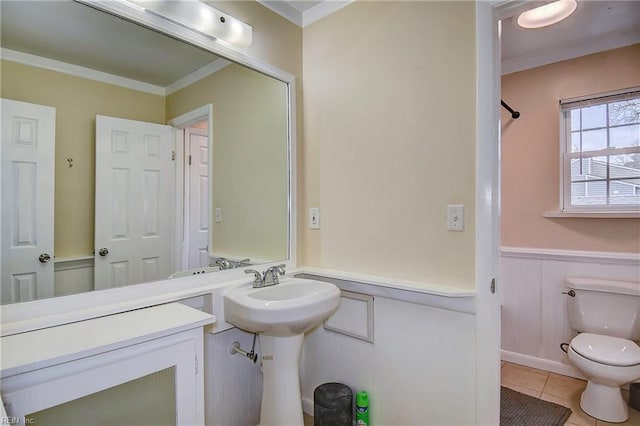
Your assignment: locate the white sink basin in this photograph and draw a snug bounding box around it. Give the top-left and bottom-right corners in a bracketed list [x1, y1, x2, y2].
[223, 277, 340, 336]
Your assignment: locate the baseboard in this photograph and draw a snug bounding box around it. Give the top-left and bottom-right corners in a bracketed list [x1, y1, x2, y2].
[501, 349, 586, 380]
[302, 396, 314, 416]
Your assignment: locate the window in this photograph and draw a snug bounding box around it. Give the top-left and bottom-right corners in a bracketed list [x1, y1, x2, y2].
[560, 88, 640, 212]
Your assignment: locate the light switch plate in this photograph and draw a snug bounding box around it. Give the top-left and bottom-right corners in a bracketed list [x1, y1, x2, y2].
[215, 208, 222, 223]
[447, 204, 464, 231]
[309, 207, 320, 229]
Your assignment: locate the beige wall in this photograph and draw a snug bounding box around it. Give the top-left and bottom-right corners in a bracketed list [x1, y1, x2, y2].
[166, 64, 289, 261]
[501, 44, 640, 253]
[208, 1, 302, 75]
[1, 1, 303, 261]
[302, 1, 477, 289]
[1, 60, 166, 258]
[208, 0, 306, 262]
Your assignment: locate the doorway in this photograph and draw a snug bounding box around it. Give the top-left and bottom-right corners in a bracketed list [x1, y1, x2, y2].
[167, 104, 213, 273]
[182, 125, 209, 270]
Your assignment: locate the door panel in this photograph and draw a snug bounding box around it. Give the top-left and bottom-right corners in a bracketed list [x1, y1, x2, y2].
[1, 99, 56, 304]
[95, 115, 174, 289]
[186, 129, 209, 269]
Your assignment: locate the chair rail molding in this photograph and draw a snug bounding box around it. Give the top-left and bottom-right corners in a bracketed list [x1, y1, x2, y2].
[501, 246, 640, 266]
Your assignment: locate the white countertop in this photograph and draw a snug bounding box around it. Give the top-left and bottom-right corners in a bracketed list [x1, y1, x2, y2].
[0, 303, 215, 378]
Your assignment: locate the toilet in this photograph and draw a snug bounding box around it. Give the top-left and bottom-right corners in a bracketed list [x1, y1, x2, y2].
[565, 277, 640, 423]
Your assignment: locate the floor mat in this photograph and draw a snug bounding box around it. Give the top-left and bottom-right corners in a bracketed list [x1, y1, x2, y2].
[501, 386, 572, 426]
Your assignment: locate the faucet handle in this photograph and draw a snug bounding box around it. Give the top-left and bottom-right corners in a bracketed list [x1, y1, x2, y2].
[263, 264, 286, 286]
[245, 269, 263, 287]
[215, 257, 231, 269]
[235, 258, 251, 268]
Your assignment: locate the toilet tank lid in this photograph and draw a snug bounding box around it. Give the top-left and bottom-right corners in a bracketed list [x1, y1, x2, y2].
[565, 277, 640, 296]
[571, 333, 640, 367]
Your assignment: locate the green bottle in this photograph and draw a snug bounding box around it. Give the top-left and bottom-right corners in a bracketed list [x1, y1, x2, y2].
[356, 391, 369, 426]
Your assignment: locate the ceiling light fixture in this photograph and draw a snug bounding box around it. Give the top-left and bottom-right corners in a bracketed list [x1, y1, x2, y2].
[124, 0, 253, 49]
[517, 0, 578, 29]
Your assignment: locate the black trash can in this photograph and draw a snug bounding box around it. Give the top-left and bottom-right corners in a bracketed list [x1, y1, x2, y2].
[630, 382, 640, 412]
[314, 382, 352, 426]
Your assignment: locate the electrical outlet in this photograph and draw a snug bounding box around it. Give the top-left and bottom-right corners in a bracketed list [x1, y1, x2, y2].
[447, 204, 464, 231]
[309, 207, 320, 229]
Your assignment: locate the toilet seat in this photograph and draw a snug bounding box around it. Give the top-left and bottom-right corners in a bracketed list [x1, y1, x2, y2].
[571, 333, 640, 367]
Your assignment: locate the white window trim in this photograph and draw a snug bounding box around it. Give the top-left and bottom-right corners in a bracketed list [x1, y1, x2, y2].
[554, 87, 640, 217]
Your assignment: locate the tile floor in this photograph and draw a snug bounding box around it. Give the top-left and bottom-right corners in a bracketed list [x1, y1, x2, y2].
[501, 361, 640, 426]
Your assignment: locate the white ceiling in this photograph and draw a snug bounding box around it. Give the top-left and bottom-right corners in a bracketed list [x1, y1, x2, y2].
[0, 1, 221, 88]
[501, 0, 640, 74]
[265, 0, 640, 74]
[1, 1, 638, 87]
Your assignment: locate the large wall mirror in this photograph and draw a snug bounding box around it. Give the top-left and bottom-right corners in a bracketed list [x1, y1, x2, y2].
[0, 0, 292, 305]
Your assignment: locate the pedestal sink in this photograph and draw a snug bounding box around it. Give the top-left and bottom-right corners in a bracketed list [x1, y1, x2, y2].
[224, 277, 341, 425]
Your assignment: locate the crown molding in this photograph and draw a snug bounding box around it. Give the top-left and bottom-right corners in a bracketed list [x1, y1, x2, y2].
[256, 0, 303, 26]
[1, 48, 233, 97]
[257, 0, 352, 28]
[165, 58, 231, 95]
[302, 1, 352, 27]
[1, 48, 165, 96]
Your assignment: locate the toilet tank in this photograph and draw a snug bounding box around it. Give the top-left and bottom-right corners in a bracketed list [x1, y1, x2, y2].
[566, 277, 640, 340]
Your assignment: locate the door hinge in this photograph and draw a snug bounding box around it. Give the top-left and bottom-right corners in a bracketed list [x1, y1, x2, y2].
[188, 155, 192, 166]
[171, 150, 176, 161]
[195, 355, 199, 374]
[490, 278, 496, 294]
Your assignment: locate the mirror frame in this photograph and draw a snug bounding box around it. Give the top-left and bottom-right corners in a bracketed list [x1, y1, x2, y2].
[0, 0, 297, 336]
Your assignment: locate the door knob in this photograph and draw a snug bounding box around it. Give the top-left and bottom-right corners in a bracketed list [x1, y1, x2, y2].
[98, 248, 109, 257]
[39, 253, 51, 263]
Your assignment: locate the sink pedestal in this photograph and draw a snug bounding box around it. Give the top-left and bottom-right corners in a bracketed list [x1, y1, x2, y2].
[259, 334, 304, 426]
[223, 278, 341, 425]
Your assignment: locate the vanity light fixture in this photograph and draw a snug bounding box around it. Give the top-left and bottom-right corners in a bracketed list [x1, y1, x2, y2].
[123, 0, 253, 49]
[517, 0, 578, 29]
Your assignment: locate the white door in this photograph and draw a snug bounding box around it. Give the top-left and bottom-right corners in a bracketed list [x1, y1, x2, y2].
[475, 4, 502, 424]
[185, 128, 209, 269]
[1, 99, 56, 304]
[95, 115, 174, 289]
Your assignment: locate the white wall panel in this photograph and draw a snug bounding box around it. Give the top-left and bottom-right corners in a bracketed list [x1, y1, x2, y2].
[324, 291, 373, 342]
[54, 258, 94, 298]
[501, 247, 640, 376]
[500, 257, 542, 357]
[204, 328, 262, 426]
[301, 296, 476, 425]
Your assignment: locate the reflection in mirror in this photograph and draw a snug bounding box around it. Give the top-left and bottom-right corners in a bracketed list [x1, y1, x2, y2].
[0, 0, 289, 305]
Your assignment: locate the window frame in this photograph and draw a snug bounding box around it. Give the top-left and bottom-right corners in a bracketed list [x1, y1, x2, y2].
[559, 87, 640, 214]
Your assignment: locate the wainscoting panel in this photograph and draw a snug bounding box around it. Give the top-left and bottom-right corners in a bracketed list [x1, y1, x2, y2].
[501, 257, 542, 357]
[301, 296, 476, 425]
[501, 247, 640, 377]
[54, 257, 94, 297]
[204, 328, 262, 426]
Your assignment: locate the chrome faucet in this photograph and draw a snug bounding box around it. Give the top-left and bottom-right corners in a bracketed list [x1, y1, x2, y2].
[234, 258, 251, 268]
[264, 264, 286, 286]
[245, 269, 264, 287]
[245, 264, 286, 288]
[213, 257, 231, 270]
